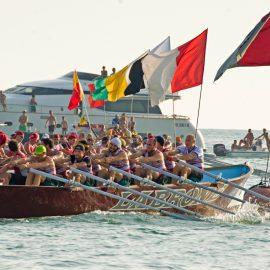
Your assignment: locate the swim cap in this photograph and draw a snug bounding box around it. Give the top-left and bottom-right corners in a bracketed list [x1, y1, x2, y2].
[30, 132, 40, 140]
[15, 131, 24, 137]
[0, 133, 8, 146]
[74, 144, 85, 152]
[35, 145, 47, 155]
[110, 137, 121, 148]
[156, 135, 165, 146]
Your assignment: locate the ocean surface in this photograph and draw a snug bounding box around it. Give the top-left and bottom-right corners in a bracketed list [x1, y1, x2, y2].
[1, 129, 270, 270]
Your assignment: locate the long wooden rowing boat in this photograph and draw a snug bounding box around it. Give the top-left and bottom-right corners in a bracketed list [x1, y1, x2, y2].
[0, 164, 252, 218]
[244, 183, 270, 208]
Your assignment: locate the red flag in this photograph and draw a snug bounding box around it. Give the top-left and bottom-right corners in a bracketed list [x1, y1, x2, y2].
[142, 30, 208, 106]
[171, 29, 208, 93]
[88, 84, 105, 108]
[215, 12, 270, 81]
[68, 70, 85, 110]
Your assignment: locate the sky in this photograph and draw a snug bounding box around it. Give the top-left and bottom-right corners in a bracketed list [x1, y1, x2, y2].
[0, 0, 270, 130]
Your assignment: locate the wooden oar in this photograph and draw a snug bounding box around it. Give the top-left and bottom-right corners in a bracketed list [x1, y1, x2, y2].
[71, 168, 202, 220]
[142, 163, 245, 204]
[177, 160, 270, 204]
[29, 168, 195, 221]
[109, 166, 235, 215]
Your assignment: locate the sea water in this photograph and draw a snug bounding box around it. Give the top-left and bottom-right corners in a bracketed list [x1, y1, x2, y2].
[0, 129, 270, 270]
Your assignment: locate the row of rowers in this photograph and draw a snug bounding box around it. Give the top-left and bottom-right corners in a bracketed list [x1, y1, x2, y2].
[0, 131, 204, 186]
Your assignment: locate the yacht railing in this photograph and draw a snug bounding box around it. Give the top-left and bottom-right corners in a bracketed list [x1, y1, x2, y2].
[3, 103, 190, 121]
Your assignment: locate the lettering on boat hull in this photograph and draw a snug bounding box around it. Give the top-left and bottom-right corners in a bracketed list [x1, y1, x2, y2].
[110, 185, 228, 211]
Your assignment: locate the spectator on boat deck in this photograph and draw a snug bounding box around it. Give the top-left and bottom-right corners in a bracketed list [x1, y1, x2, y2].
[14, 131, 27, 155]
[30, 94, 37, 112]
[99, 125, 107, 138]
[128, 116, 136, 132]
[111, 67, 116, 75]
[12, 145, 56, 186]
[45, 110, 57, 135]
[61, 116, 68, 136]
[18, 110, 28, 132]
[0, 90, 7, 111]
[24, 132, 39, 155]
[244, 129, 254, 147]
[129, 137, 166, 184]
[101, 66, 108, 76]
[167, 134, 204, 183]
[231, 140, 239, 151]
[112, 124, 121, 136]
[119, 113, 127, 127]
[112, 114, 120, 126]
[263, 130, 270, 151]
[92, 137, 130, 186]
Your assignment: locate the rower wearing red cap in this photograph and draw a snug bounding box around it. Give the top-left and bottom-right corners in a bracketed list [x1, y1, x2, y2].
[61, 133, 78, 155]
[24, 132, 39, 155]
[14, 131, 27, 155]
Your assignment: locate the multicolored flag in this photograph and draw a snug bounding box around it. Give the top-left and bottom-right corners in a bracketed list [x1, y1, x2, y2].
[68, 70, 85, 110]
[88, 84, 105, 108]
[92, 52, 148, 102]
[142, 30, 208, 106]
[214, 12, 270, 81]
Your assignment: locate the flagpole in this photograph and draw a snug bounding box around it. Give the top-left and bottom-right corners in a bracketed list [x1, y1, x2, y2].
[172, 93, 176, 145]
[131, 96, 134, 117]
[104, 101, 107, 125]
[195, 85, 203, 139]
[82, 100, 95, 137]
[146, 94, 150, 136]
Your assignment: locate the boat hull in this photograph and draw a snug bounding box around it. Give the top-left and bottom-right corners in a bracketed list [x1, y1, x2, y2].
[0, 168, 250, 219]
[226, 151, 269, 158]
[244, 184, 270, 208]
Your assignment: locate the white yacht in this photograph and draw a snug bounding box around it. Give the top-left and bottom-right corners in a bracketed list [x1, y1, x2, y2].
[0, 71, 206, 149]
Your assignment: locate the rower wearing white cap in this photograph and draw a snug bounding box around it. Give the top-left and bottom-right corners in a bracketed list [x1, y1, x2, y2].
[92, 137, 130, 185]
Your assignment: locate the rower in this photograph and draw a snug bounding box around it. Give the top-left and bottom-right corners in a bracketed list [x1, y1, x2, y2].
[61, 133, 78, 155]
[92, 137, 130, 186]
[14, 131, 27, 155]
[156, 135, 175, 172]
[130, 137, 166, 184]
[13, 145, 56, 186]
[168, 134, 204, 183]
[63, 144, 92, 184]
[52, 134, 63, 151]
[24, 132, 39, 155]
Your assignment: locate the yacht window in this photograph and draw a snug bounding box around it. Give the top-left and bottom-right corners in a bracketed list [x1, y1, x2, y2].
[62, 72, 101, 81]
[101, 100, 161, 114]
[7, 86, 71, 95]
